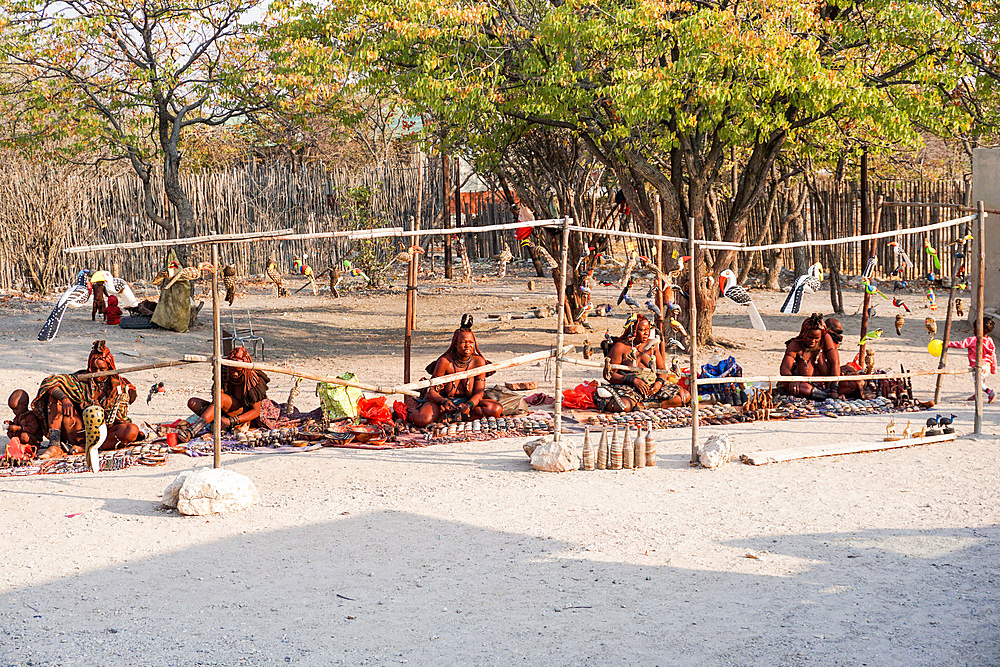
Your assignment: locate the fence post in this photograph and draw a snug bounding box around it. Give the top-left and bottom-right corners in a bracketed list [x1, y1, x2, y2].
[974, 200, 986, 434]
[553, 217, 571, 443]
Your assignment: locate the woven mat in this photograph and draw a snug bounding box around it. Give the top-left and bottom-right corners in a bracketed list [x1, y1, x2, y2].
[0, 447, 166, 478]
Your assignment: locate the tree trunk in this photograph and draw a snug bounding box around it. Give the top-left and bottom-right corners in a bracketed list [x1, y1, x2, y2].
[159, 109, 195, 263]
[766, 214, 792, 290]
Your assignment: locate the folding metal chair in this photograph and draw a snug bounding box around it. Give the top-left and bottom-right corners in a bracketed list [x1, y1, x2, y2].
[227, 309, 265, 360]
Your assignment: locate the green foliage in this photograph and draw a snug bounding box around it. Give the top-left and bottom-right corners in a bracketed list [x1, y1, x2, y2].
[274, 0, 973, 179]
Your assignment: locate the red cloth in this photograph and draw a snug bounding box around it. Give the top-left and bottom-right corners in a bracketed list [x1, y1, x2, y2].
[562, 381, 598, 410]
[359, 396, 393, 425]
[104, 305, 122, 325]
[393, 400, 408, 422]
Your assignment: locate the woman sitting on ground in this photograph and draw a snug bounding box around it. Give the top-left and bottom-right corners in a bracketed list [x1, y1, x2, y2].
[779, 313, 840, 400]
[182, 346, 270, 442]
[410, 315, 503, 428]
[33, 340, 141, 458]
[596, 314, 689, 413]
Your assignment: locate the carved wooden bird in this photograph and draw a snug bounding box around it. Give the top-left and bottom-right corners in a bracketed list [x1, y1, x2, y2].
[163, 261, 214, 290]
[894, 313, 904, 335]
[864, 349, 875, 374]
[266, 258, 288, 297]
[925, 317, 937, 337]
[292, 256, 318, 295]
[222, 265, 238, 305]
[955, 298, 964, 317]
[329, 265, 342, 297]
[151, 269, 170, 286]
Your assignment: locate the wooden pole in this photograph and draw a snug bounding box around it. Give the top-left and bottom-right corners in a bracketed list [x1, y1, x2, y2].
[975, 201, 986, 434]
[74, 358, 207, 380]
[553, 217, 571, 443]
[219, 359, 421, 397]
[858, 156, 873, 360]
[404, 154, 423, 383]
[64, 228, 294, 254]
[444, 153, 453, 279]
[688, 216, 699, 464]
[398, 345, 573, 394]
[654, 195, 666, 344]
[211, 243, 222, 469]
[934, 225, 970, 403]
[454, 156, 463, 273]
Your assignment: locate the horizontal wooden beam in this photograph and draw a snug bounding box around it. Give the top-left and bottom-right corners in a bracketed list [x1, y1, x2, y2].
[741, 432, 958, 465]
[64, 228, 296, 254]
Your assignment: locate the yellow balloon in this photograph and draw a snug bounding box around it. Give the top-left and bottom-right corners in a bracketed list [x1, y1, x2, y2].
[928, 339, 943, 357]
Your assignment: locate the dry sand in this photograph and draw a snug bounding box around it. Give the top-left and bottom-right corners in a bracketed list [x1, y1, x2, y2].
[0, 263, 997, 666]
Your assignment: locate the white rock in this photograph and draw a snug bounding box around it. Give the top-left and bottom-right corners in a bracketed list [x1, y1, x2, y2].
[697, 433, 733, 468]
[161, 470, 193, 508]
[168, 468, 259, 515]
[530, 439, 579, 473]
[523, 435, 548, 458]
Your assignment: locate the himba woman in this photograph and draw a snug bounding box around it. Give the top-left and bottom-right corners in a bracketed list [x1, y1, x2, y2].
[778, 313, 839, 400]
[182, 346, 270, 442]
[409, 315, 503, 428]
[33, 340, 141, 458]
[596, 313, 689, 412]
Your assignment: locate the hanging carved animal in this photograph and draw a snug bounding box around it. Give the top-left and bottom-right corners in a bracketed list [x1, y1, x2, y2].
[894, 313, 905, 335]
[222, 265, 238, 305]
[163, 261, 215, 290]
[925, 317, 936, 337]
[496, 243, 514, 278]
[454, 236, 472, 283]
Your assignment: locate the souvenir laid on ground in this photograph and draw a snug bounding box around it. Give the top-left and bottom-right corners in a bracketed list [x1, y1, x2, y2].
[505, 381, 537, 391]
[0, 441, 168, 478]
[584, 404, 744, 429]
[422, 414, 553, 443]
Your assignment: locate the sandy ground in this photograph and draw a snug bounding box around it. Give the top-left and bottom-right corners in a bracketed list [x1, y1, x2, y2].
[0, 262, 997, 666]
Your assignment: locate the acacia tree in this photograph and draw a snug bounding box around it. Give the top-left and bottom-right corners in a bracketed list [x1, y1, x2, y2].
[275, 0, 971, 340]
[0, 0, 287, 251]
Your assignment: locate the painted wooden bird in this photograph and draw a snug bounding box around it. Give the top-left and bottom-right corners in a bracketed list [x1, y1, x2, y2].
[955, 298, 964, 317]
[781, 262, 823, 314]
[895, 313, 905, 335]
[151, 269, 170, 286]
[926, 288, 937, 311]
[342, 260, 370, 284]
[497, 244, 514, 278]
[719, 269, 766, 330]
[864, 349, 876, 374]
[924, 238, 942, 274]
[858, 329, 883, 346]
[292, 256, 318, 296]
[329, 265, 342, 297]
[892, 298, 910, 312]
[163, 261, 214, 290]
[861, 255, 878, 281]
[616, 278, 634, 306]
[925, 317, 937, 337]
[222, 265, 238, 305]
[266, 258, 288, 297]
[582, 338, 593, 359]
[38, 269, 91, 341]
[889, 241, 913, 277]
